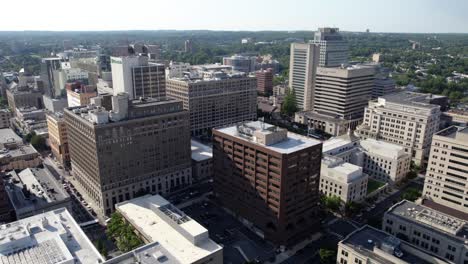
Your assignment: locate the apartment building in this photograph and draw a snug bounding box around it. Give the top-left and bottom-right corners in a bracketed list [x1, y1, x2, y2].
[356, 92, 442, 165]
[213, 121, 322, 245]
[66, 82, 97, 107]
[338, 225, 449, 264]
[111, 56, 166, 100]
[288, 43, 320, 110]
[422, 126, 468, 213]
[64, 94, 192, 216]
[166, 67, 257, 135]
[0, 109, 13, 128]
[320, 156, 368, 203]
[383, 200, 468, 264]
[46, 112, 69, 167]
[256, 68, 273, 94]
[311, 27, 348, 67]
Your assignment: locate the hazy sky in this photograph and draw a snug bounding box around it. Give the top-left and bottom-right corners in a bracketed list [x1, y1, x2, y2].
[1, 0, 467, 33]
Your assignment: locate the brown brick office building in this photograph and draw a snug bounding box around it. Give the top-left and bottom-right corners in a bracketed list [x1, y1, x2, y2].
[213, 121, 322, 245]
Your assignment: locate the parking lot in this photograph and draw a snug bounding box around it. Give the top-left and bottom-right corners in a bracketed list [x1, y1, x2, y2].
[183, 201, 276, 264]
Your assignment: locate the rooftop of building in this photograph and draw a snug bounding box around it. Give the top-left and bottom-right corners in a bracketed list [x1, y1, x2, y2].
[0, 129, 22, 147]
[115, 195, 222, 264]
[167, 63, 252, 83]
[341, 225, 444, 264]
[359, 138, 408, 159]
[378, 92, 444, 109]
[66, 96, 183, 126]
[387, 200, 468, 242]
[0, 144, 39, 160]
[191, 140, 212, 162]
[4, 167, 70, 214]
[321, 156, 365, 183]
[215, 121, 321, 154]
[0, 208, 103, 264]
[322, 132, 359, 154]
[46, 111, 65, 121]
[103, 241, 178, 264]
[317, 64, 375, 78]
[434, 125, 468, 143]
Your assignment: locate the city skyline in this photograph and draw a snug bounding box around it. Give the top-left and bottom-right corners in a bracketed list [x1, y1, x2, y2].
[0, 0, 467, 33]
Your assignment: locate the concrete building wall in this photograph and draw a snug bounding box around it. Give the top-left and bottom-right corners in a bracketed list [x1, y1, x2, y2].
[0, 110, 13, 129]
[423, 126, 468, 213]
[47, 113, 69, 166]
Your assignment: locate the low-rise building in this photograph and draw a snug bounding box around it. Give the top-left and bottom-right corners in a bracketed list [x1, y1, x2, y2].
[320, 156, 368, 203]
[66, 82, 97, 107]
[322, 133, 411, 184]
[360, 139, 411, 184]
[0, 208, 104, 263]
[191, 140, 213, 182]
[383, 200, 468, 264]
[4, 168, 71, 219]
[337, 225, 449, 264]
[115, 194, 223, 264]
[6, 87, 43, 114]
[42, 95, 68, 112]
[47, 112, 69, 167]
[0, 145, 41, 171]
[0, 109, 13, 129]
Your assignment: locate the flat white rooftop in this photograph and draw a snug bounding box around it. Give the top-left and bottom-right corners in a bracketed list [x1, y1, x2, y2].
[116, 195, 222, 264]
[360, 138, 407, 159]
[0, 129, 22, 146]
[191, 140, 212, 162]
[0, 208, 103, 264]
[322, 137, 354, 154]
[216, 121, 321, 154]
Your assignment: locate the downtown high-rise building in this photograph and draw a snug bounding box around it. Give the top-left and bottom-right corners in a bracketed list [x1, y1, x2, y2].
[111, 56, 165, 100]
[288, 43, 320, 110]
[40, 57, 62, 97]
[64, 94, 191, 216]
[311, 27, 349, 67]
[213, 121, 322, 245]
[422, 126, 468, 215]
[294, 65, 375, 136]
[166, 66, 257, 136]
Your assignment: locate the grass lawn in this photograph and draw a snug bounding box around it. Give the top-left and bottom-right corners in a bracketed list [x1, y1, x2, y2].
[367, 179, 385, 194]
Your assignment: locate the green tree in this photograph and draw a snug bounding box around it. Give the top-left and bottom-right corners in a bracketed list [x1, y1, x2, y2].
[319, 248, 336, 264]
[402, 188, 422, 202]
[281, 89, 297, 116]
[344, 201, 362, 217]
[321, 195, 342, 213]
[31, 135, 47, 151]
[106, 213, 143, 252]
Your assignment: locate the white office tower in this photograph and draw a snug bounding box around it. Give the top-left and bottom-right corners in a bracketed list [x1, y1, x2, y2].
[111, 56, 165, 100]
[311, 27, 349, 67]
[289, 43, 320, 110]
[423, 126, 468, 214]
